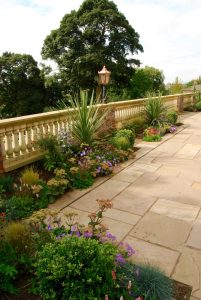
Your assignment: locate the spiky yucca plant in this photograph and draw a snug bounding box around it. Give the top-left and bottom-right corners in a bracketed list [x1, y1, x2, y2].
[144, 94, 166, 127]
[69, 90, 108, 145]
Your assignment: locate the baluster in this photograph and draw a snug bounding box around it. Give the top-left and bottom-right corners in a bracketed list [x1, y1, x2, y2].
[0, 132, 6, 159]
[49, 121, 54, 135]
[58, 119, 63, 133]
[0, 132, 6, 172]
[62, 118, 66, 132]
[32, 123, 39, 150]
[26, 126, 32, 152]
[54, 120, 59, 136]
[19, 127, 27, 155]
[43, 122, 49, 135]
[13, 129, 20, 157]
[6, 130, 14, 158]
[38, 122, 44, 139]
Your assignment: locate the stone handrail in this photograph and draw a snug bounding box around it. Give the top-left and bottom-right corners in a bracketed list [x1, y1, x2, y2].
[0, 92, 194, 172]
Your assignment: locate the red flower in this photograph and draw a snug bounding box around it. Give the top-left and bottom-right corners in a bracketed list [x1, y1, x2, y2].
[111, 270, 116, 280]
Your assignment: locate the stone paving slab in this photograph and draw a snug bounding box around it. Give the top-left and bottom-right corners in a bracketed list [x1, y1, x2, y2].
[102, 217, 133, 241]
[111, 169, 143, 183]
[151, 198, 200, 222]
[185, 135, 201, 145]
[123, 236, 179, 276]
[130, 212, 192, 251]
[113, 190, 157, 215]
[103, 208, 141, 225]
[175, 144, 201, 159]
[172, 247, 201, 299]
[192, 182, 201, 190]
[70, 179, 130, 212]
[187, 221, 201, 250]
[178, 170, 201, 182]
[130, 161, 161, 173]
[154, 165, 180, 177]
[155, 140, 184, 154]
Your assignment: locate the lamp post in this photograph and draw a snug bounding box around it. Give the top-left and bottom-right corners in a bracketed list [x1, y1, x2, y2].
[98, 65, 111, 102]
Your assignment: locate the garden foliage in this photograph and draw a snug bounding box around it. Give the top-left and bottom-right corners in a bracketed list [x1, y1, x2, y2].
[144, 95, 166, 127]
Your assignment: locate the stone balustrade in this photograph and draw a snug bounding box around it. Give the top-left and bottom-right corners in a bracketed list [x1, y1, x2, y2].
[0, 92, 194, 172]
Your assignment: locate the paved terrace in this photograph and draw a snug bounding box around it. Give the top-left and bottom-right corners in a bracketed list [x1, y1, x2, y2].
[50, 112, 201, 300]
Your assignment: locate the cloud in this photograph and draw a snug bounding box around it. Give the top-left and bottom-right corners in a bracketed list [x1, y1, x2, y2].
[0, 0, 200, 82]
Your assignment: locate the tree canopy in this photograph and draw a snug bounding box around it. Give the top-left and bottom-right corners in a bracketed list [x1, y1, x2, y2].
[129, 66, 166, 99]
[0, 52, 46, 117]
[41, 0, 143, 93]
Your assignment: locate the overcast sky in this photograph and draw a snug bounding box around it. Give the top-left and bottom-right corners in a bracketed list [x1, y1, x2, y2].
[0, 0, 201, 83]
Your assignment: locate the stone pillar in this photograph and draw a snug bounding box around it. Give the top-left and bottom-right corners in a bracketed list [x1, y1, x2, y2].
[177, 95, 184, 112]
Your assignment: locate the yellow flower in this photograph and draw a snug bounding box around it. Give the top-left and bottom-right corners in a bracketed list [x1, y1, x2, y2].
[47, 178, 59, 187]
[70, 167, 79, 174]
[54, 168, 66, 177]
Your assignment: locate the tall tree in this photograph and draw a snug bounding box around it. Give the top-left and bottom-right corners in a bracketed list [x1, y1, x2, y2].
[129, 66, 166, 99]
[0, 52, 46, 117]
[41, 0, 143, 93]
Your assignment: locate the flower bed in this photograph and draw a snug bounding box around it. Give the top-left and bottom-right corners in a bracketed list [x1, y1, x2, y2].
[0, 200, 174, 299]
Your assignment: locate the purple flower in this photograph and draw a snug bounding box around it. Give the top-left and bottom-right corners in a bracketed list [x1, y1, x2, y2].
[76, 231, 81, 237]
[71, 225, 77, 232]
[169, 126, 177, 133]
[126, 243, 135, 257]
[106, 231, 116, 241]
[83, 231, 93, 238]
[47, 224, 52, 231]
[107, 161, 113, 167]
[80, 151, 86, 157]
[116, 253, 126, 265]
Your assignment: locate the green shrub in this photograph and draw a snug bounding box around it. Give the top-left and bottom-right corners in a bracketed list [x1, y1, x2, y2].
[0, 176, 13, 194]
[195, 91, 201, 102]
[70, 172, 94, 189]
[115, 129, 135, 146]
[121, 263, 173, 300]
[143, 135, 162, 142]
[131, 117, 147, 134]
[0, 241, 18, 294]
[112, 136, 131, 150]
[35, 236, 118, 300]
[144, 95, 166, 127]
[4, 196, 35, 220]
[37, 134, 64, 171]
[195, 101, 201, 111]
[166, 111, 178, 125]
